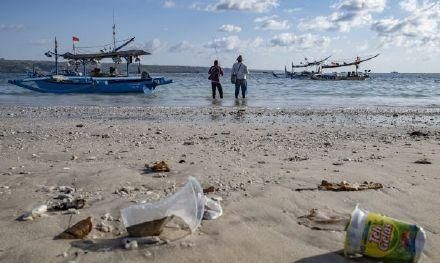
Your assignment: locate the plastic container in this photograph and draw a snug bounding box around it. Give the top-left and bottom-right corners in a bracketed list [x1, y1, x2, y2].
[345, 205, 426, 263]
[121, 177, 205, 236]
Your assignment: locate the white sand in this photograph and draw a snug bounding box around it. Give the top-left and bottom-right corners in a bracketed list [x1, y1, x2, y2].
[0, 106, 439, 262]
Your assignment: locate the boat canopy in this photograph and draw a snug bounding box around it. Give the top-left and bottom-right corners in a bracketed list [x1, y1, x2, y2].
[61, 49, 150, 61]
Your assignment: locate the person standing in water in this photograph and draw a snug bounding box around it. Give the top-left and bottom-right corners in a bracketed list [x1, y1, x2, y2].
[232, 55, 249, 99]
[208, 60, 224, 99]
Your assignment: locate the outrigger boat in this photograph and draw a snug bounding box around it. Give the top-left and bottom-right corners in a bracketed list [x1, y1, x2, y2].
[8, 26, 172, 94]
[311, 54, 379, 81]
[272, 56, 331, 79]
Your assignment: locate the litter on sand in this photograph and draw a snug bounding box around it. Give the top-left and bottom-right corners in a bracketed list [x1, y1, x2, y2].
[146, 161, 170, 172]
[50, 198, 86, 211]
[295, 180, 383, 192]
[121, 177, 205, 237]
[297, 208, 349, 231]
[203, 196, 223, 220]
[18, 204, 48, 221]
[345, 205, 426, 263]
[54, 216, 93, 239]
[318, 180, 383, 191]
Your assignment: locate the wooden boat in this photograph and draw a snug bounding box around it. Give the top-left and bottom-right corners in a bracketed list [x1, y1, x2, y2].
[273, 56, 330, 79]
[8, 26, 172, 94]
[311, 54, 379, 81]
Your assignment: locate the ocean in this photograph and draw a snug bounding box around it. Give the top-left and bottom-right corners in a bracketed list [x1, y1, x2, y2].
[0, 72, 439, 108]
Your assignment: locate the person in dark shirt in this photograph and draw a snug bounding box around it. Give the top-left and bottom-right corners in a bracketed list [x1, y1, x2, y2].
[208, 60, 224, 99]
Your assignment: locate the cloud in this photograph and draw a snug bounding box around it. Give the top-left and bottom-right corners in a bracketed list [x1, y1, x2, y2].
[144, 38, 166, 53]
[285, 8, 302, 13]
[0, 24, 24, 31]
[204, 35, 263, 52]
[163, 0, 175, 8]
[218, 24, 242, 33]
[29, 39, 50, 46]
[299, 0, 387, 32]
[168, 41, 195, 53]
[371, 0, 440, 50]
[269, 33, 331, 50]
[207, 0, 279, 13]
[254, 15, 290, 30]
[399, 0, 418, 11]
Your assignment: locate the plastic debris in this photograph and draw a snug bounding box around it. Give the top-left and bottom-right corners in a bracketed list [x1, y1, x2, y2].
[121, 177, 205, 237]
[55, 217, 93, 239]
[50, 198, 85, 211]
[297, 208, 349, 231]
[19, 204, 48, 221]
[203, 196, 223, 220]
[146, 161, 170, 172]
[345, 205, 426, 263]
[318, 180, 383, 191]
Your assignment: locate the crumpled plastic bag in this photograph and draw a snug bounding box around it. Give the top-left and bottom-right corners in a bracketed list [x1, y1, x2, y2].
[203, 196, 223, 220]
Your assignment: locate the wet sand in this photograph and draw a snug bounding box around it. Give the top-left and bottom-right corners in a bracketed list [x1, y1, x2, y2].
[0, 105, 439, 263]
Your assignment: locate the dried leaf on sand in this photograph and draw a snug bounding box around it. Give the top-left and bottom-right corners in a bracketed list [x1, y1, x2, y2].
[54, 217, 93, 239]
[203, 186, 215, 194]
[318, 180, 383, 191]
[146, 161, 170, 172]
[297, 208, 349, 231]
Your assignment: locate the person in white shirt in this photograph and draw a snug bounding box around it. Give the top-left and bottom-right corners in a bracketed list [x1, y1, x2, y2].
[231, 55, 249, 99]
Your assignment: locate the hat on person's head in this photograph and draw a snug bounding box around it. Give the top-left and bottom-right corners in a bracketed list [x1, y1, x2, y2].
[237, 55, 243, 62]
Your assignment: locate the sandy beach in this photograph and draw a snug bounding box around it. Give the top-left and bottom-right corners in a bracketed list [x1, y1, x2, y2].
[0, 105, 439, 263]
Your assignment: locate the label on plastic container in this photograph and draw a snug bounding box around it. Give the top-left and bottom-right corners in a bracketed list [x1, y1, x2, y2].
[360, 213, 421, 262]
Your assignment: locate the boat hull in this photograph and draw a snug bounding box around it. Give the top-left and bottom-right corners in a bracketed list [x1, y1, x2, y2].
[272, 72, 312, 79]
[8, 76, 172, 94]
[311, 74, 369, 81]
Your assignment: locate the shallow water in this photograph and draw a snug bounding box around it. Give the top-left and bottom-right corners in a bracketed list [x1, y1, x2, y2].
[1, 72, 439, 108]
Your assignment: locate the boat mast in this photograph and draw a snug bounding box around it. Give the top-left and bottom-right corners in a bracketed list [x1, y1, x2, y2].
[55, 37, 58, 75]
[112, 10, 116, 52]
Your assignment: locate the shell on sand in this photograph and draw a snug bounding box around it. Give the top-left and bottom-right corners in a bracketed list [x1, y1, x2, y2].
[55, 217, 92, 239]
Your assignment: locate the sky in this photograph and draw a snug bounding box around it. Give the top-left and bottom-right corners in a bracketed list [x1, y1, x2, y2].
[0, 0, 440, 73]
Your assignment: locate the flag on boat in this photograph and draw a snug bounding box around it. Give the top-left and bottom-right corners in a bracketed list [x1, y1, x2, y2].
[72, 36, 80, 42]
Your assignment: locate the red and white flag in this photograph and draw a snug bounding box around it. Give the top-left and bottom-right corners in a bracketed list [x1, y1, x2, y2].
[72, 36, 80, 42]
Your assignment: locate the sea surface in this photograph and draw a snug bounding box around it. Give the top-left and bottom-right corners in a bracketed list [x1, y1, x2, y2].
[0, 72, 439, 108]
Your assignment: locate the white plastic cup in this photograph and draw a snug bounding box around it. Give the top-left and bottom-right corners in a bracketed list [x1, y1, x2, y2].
[121, 177, 205, 235]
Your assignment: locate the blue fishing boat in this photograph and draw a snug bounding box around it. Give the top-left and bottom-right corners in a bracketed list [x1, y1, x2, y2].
[8, 27, 172, 94]
[8, 75, 172, 94]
